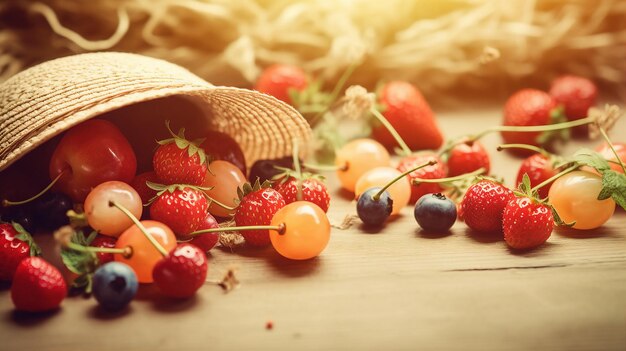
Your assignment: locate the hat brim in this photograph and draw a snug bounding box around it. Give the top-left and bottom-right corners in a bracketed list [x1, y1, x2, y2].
[0, 52, 311, 172]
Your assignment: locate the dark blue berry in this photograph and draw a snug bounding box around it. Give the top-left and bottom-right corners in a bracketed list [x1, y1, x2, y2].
[356, 187, 393, 227]
[1, 206, 37, 233]
[32, 192, 72, 231]
[92, 262, 138, 311]
[414, 193, 457, 232]
[248, 156, 296, 184]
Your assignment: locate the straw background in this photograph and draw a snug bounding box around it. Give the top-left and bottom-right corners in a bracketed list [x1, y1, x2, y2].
[1, 0, 625, 101]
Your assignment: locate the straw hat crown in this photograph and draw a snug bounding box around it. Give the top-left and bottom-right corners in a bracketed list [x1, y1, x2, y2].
[0, 52, 311, 171]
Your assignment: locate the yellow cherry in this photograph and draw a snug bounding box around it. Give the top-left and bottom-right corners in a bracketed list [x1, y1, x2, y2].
[335, 139, 390, 193]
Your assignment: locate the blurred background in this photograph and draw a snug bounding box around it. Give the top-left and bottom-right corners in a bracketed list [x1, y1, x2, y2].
[1, 0, 625, 102]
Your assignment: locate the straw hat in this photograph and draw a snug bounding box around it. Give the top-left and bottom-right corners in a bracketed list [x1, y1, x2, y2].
[0, 52, 311, 172]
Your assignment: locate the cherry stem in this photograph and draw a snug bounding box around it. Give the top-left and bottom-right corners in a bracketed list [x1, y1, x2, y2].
[373, 160, 436, 201]
[189, 223, 286, 236]
[2, 171, 65, 207]
[598, 127, 626, 173]
[303, 162, 348, 172]
[66, 241, 131, 257]
[443, 117, 594, 156]
[412, 167, 486, 185]
[530, 164, 578, 192]
[109, 201, 168, 257]
[292, 139, 303, 201]
[369, 107, 412, 156]
[497, 144, 550, 157]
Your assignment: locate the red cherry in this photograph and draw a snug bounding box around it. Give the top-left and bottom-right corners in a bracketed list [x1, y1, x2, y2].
[200, 131, 247, 176]
[49, 119, 137, 202]
[153, 244, 208, 298]
[190, 213, 220, 253]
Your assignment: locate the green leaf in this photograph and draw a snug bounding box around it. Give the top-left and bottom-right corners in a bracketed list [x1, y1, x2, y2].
[572, 148, 611, 173]
[12, 222, 42, 256]
[599, 170, 626, 210]
[551, 205, 575, 227]
[61, 230, 98, 275]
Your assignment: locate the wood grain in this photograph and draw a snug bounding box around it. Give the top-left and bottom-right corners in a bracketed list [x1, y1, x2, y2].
[0, 104, 624, 351]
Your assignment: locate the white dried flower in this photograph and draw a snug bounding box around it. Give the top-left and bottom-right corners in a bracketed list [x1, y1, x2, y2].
[336, 85, 376, 120]
[588, 104, 622, 139]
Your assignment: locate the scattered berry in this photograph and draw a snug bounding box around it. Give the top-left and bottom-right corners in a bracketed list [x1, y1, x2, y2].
[11, 257, 67, 312]
[90, 235, 117, 265]
[549, 75, 597, 125]
[372, 81, 443, 151]
[202, 160, 247, 218]
[0, 223, 37, 281]
[190, 213, 220, 252]
[461, 180, 514, 233]
[153, 243, 208, 298]
[254, 64, 308, 105]
[356, 187, 393, 227]
[49, 119, 137, 202]
[516, 153, 558, 199]
[501, 89, 560, 149]
[249, 156, 295, 184]
[269, 201, 330, 260]
[446, 140, 490, 177]
[397, 153, 446, 203]
[92, 262, 138, 311]
[153, 122, 208, 186]
[503, 196, 553, 249]
[335, 139, 390, 193]
[149, 184, 209, 236]
[548, 171, 615, 230]
[275, 176, 330, 213]
[234, 182, 286, 247]
[354, 167, 410, 215]
[84, 181, 143, 237]
[114, 220, 177, 283]
[130, 171, 159, 205]
[414, 193, 457, 232]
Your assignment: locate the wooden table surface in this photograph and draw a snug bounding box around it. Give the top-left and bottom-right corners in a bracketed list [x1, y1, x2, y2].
[1, 103, 625, 351]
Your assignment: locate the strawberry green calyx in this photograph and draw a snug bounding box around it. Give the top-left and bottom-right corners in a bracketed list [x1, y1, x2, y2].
[157, 120, 209, 166]
[236, 179, 273, 201]
[145, 181, 211, 204]
[516, 174, 572, 227]
[11, 222, 41, 257]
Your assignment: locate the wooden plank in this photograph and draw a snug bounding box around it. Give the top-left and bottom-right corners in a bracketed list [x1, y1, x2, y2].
[0, 104, 624, 351]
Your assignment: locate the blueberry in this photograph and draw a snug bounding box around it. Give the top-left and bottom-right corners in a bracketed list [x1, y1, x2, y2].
[32, 192, 73, 231]
[248, 156, 296, 183]
[356, 187, 393, 227]
[92, 262, 138, 311]
[414, 193, 457, 232]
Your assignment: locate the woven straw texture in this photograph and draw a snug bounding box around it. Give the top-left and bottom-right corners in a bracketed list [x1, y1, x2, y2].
[0, 52, 311, 171]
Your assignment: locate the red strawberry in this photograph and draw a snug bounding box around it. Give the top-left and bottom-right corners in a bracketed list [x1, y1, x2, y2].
[153, 122, 208, 185]
[503, 196, 553, 249]
[397, 153, 447, 203]
[460, 180, 514, 233]
[549, 75, 597, 122]
[446, 140, 490, 177]
[254, 64, 308, 105]
[501, 89, 560, 150]
[274, 177, 330, 213]
[200, 130, 247, 175]
[0, 223, 39, 281]
[372, 81, 443, 151]
[11, 257, 67, 312]
[152, 244, 207, 298]
[190, 213, 220, 252]
[149, 184, 209, 236]
[516, 153, 559, 199]
[90, 235, 117, 265]
[234, 182, 286, 247]
[130, 171, 159, 205]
